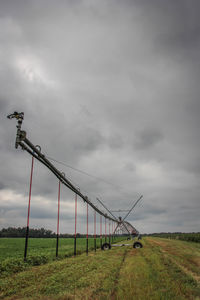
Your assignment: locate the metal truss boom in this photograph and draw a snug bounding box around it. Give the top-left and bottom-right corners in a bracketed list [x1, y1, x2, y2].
[7, 112, 118, 223]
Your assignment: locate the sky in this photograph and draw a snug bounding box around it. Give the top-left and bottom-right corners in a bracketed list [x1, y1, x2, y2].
[0, 0, 200, 234]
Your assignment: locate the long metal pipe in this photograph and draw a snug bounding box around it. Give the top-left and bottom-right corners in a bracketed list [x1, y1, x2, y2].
[19, 138, 117, 222]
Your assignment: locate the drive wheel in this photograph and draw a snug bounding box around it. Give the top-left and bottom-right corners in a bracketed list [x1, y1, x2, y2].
[101, 243, 111, 250]
[133, 242, 143, 248]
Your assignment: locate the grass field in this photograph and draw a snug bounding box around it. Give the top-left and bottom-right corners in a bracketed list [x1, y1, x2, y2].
[0, 237, 200, 299]
[0, 236, 124, 277]
[0, 237, 117, 261]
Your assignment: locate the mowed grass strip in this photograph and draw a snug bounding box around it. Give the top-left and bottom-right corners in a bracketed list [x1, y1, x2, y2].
[116, 238, 200, 300]
[148, 237, 200, 281]
[0, 238, 200, 300]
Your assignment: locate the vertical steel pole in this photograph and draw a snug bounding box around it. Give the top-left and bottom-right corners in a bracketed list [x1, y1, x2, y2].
[56, 180, 61, 257]
[114, 222, 117, 239]
[24, 156, 34, 261]
[109, 221, 111, 245]
[94, 210, 96, 252]
[74, 193, 77, 256]
[86, 202, 88, 255]
[100, 215, 102, 249]
[112, 221, 113, 243]
[105, 217, 107, 243]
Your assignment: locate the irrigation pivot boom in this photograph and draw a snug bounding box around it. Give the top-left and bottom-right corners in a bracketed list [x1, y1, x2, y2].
[7, 111, 117, 223]
[7, 111, 144, 254]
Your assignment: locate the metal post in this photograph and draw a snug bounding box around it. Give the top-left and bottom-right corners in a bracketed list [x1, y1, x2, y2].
[114, 222, 117, 240]
[112, 221, 113, 243]
[74, 193, 77, 256]
[94, 210, 96, 252]
[86, 203, 88, 255]
[109, 221, 111, 245]
[56, 180, 61, 257]
[24, 156, 34, 261]
[105, 217, 107, 243]
[100, 215, 102, 249]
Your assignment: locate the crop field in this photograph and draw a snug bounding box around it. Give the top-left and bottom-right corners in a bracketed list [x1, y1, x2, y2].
[0, 237, 200, 299]
[0, 236, 124, 276]
[0, 236, 121, 261]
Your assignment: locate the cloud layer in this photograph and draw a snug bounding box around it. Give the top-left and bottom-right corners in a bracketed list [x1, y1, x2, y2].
[0, 0, 200, 233]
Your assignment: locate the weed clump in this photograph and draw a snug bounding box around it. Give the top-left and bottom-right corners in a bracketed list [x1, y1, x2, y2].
[0, 255, 50, 277]
[0, 258, 26, 276]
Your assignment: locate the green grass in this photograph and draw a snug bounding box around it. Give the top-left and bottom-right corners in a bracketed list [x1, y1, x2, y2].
[148, 237, 200, 279]
[0, 236, 124, 260]
[116, 239, 200, 300]
[0, 237, 93, 260]
[0, 236, 125, 277]
[0, 237, 200, 300]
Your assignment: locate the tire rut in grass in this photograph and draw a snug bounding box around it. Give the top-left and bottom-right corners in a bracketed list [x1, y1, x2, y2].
[110, 248, 128, 300]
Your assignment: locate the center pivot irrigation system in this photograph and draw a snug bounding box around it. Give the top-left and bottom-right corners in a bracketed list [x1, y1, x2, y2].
[7, 111, 143, 259]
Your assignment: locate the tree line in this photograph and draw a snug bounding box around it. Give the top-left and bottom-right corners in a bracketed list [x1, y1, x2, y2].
[0, 227, 107, 238]
[0, 227, 56, 238]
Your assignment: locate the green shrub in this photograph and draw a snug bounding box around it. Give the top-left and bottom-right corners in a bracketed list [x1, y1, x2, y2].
[0, 258, 26, 275]
[0, 255, 50, 277]
[25, 255, 49, 266]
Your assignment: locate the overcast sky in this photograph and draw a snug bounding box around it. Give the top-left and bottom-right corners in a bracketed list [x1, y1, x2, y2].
[0, 0, 200, 234]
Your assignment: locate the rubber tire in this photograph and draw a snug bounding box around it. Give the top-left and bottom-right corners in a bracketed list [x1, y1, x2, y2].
[133, 241, 143, 248]
[101, 243, 111, 250]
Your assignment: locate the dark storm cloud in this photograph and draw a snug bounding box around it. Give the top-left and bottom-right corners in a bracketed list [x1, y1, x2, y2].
[107, 133, 124, 149]
[0, 182, 5, 190]
[0, 0, 200, 233]
[134, 128, 164, 150]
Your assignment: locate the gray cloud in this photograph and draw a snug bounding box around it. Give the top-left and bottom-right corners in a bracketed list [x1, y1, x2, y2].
[0, 0, 199, 233]
[134, 128, 164, 150]
[0, 182, 5, 190]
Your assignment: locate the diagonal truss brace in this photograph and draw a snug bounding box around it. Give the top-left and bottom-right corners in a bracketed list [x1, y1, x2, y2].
[112, 195, 143, 236]
[96, 195, 143, 238]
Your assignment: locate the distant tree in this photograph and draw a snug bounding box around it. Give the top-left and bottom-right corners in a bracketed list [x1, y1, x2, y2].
[0, 227, 56, 238]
